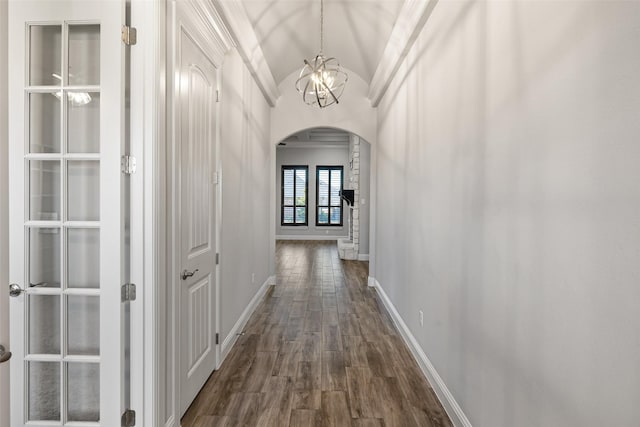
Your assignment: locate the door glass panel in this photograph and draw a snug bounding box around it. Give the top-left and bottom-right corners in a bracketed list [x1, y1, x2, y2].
[28, 361, 60, 421]
[68, 24, 100, 86]
[68, 92, 100, 153]
[29, 160, 61, 221]
[67, 363, 100, 422]
[29, 25, 62, 86]
[24, 20, 104, 425]
[29, 92, 61, 153]
[67, 160, 100, 221]
[29, 228, 61, 288]
[29, 295, 61, 354]
[67, 295, 99, 355]
[68, 228, 100, 288]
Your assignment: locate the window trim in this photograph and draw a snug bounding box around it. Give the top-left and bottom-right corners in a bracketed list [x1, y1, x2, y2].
[281, 165, 309, 226]
[315, 165, 344, 227]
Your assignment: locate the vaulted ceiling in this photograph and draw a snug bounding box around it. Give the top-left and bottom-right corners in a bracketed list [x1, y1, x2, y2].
[239, 0, 406, 84]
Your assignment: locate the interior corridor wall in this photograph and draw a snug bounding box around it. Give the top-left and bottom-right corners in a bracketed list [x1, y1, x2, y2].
[219, 48, 272, 341]
[375, 1, 640, 426]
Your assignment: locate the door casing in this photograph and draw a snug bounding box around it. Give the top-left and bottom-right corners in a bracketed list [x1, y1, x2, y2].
[0, 0, 10, 425]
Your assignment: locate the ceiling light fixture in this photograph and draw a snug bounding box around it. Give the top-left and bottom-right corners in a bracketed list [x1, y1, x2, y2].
[295, 0, 348, 108]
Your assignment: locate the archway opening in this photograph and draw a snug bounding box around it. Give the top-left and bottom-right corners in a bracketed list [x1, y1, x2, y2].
[272, 126, 373, 279]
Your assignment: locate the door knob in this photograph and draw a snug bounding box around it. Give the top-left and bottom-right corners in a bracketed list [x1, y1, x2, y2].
[0, 345, 11, 364]
[9, 283, 24, 297]
[181, 269, 199, 280]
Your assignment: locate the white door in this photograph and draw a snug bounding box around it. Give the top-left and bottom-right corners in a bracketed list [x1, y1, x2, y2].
[8, 1, 126, 426]
[177, 29, 219, 416]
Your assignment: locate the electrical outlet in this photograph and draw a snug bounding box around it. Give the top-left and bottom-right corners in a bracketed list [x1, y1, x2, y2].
[251, 273, 255, 284]
[419, 310, 424, 327]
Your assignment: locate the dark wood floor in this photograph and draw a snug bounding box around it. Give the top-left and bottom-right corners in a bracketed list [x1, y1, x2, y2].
[181, 240, 452, 427]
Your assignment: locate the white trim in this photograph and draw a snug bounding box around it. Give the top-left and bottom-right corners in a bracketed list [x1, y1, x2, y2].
[133, 0, 167, 426]
[0, 2, 8, 426]
[212, 0, 280, 106]
[219, 275, 274, 365]
[368, 0, 439, 107]
[358, 254, 370, 261]
[367, 276, 376, 287]
[276, 235, 347, 241]
[371, 278, 472, 427]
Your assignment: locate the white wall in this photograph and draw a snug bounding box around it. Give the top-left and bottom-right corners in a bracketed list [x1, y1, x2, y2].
[0, 1, 9, 425]
[375, 1, 640, 426]
[358, 141, 370, 256]
[271, 69, 377, 146]
[276, 146, 349, 238]
[219, 48, 272, 340]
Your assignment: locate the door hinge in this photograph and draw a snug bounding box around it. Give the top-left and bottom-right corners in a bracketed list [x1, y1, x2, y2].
[215, 333, 219, 345]
[121, 283, 137, 302]
[122, 26, 137, 46]
[121, 155, 137, 174]
[216, 89, 220, 103]
[216, 253, 219, 265]
[122, 409, 136, 426]
[212, 171, 219, 185]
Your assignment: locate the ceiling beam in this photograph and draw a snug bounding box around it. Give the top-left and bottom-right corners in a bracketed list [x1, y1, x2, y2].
[367, 0, 439, 107]
[212, 0, 280, 107]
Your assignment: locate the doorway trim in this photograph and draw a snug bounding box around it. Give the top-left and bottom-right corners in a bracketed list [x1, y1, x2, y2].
[0, 1, 9, 425]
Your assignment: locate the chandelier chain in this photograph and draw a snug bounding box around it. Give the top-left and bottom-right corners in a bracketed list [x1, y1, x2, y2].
[320, 0, 324, 54]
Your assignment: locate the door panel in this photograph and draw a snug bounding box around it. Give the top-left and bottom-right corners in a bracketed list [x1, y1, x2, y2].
[178, 28, 218, 416]
[9, 2, 124, 426]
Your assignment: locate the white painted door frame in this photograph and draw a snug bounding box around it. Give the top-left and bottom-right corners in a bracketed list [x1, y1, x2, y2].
[0, 1, 10, 425]
[128, 1, 159, 426]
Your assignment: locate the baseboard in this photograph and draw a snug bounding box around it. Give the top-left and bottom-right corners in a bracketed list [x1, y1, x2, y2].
[276, 235, 348, 241]
[358, 254, 369, 261]
[367, 276, 376, 287]
[371, 278, 472, 427]
[219, 275, 274, 366]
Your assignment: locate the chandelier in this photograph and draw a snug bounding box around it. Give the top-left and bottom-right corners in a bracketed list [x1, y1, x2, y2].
[295, 0, 348, 108]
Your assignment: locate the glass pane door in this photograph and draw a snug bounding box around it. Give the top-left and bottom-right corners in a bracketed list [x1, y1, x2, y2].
[25, 22, 101, 424]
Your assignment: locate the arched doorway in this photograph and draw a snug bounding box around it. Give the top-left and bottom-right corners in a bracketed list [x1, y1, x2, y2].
[271, 126, 375, 282]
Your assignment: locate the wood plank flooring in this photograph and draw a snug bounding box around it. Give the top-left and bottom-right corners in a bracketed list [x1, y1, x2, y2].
[182, 240, 452, 427]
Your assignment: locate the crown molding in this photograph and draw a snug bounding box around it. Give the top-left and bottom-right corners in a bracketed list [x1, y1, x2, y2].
[368, 0, 439, 107]
[212, 0, 280, 107]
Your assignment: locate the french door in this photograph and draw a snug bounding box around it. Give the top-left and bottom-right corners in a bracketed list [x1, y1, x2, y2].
[8, 1, 126, 426]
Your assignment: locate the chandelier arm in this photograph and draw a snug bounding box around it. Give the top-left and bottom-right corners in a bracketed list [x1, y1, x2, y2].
[302, 78, 312, 103]
[314, 81, 322, 106]
[320, 80, 339, 105]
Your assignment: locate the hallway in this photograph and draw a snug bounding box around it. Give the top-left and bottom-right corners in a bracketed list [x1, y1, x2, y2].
[181, 241, 452, 427]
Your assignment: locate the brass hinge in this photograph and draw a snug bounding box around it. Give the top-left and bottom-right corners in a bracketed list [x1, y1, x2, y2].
[121, 155, 137, 174]
[121, 283, 137, 302]
[122, 26, 137, 46]
[122, 409, 136, 426]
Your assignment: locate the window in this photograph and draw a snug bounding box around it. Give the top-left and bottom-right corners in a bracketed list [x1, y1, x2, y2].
[316, 166, 343, 226]
[281, 166, 308, 225]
